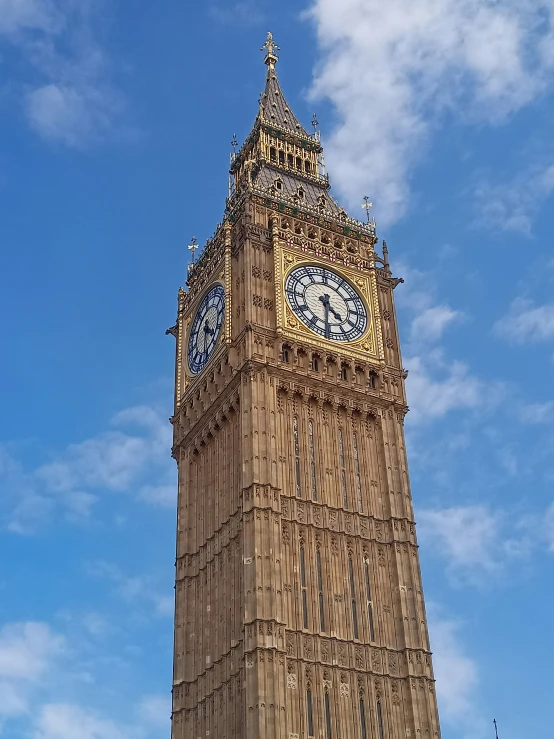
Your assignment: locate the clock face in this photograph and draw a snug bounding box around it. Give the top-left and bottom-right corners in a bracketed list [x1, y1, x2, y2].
[285, 265, 368, 342]
[187, 284, 225, 374]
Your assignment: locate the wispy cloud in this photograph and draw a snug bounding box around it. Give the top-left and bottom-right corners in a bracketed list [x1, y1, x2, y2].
[518, 401, 554, 424]
[0, 617, 169, 738]
[85, 561, 173, 618]
[0, 0, 64, 35]
[208, 1, 264, 25]
[473, 162, 554, 235]
[410, 306, 461, 344]
[33, 703, 128, 739]
[137, 695, 171, 728]
[495, 298, 554, 343]
[390, 261, 492, 423]
[405, 354, 486, 423]
[1, 404, 174, 534]
[428, 612, 486, 737]
[0, 622, 65, 720]
[418, 506, 504, 579]
[307, 0, 554, 224]
[0, 0, 125, 146]
[417, 502, 554, 583]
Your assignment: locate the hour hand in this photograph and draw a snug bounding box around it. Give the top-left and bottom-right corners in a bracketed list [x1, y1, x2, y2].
[328, 305, 342, 321]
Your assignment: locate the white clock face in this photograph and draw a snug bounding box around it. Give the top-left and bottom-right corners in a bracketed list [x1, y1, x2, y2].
[285, 265, 368, 342]
[187, 285, 225, 374]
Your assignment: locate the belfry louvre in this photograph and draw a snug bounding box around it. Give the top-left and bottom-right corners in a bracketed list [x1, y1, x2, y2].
[168, 33, 441, 739]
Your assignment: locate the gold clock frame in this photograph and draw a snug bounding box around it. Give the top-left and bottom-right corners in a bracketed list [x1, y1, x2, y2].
[182, 277, 227, 383]
[274, 240, 385, 363]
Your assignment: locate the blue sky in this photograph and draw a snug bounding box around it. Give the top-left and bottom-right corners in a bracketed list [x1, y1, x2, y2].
[0, 1, 553, 737]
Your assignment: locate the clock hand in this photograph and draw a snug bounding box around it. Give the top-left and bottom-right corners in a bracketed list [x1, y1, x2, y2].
[328, 304, 342, 321]
[319, 294, 330, 339]
[203, 320, 215, 353]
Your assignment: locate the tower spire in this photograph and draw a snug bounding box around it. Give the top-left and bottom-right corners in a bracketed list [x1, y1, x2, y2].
[256, 32, 309, 136]
[261, 31, 280, 69]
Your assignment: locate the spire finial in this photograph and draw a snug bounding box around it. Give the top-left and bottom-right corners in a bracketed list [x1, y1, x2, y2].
[362, 196, 373, 223]
[261, 31, 280, 69]
[188, 236, 198, 265]
[312, 113, 320, 141]
[493, 719, 499, 739]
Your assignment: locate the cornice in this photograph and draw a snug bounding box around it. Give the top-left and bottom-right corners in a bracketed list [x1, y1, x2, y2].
[280, 497, 417, 546]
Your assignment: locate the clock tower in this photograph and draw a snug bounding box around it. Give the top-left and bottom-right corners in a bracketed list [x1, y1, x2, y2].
[169, 33, 442, 739]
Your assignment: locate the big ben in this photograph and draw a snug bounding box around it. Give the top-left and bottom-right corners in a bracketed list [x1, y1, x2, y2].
[168, 33, 442, 739]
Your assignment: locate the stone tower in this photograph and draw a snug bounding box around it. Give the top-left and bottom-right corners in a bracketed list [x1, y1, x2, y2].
[169, 33, 441, 739]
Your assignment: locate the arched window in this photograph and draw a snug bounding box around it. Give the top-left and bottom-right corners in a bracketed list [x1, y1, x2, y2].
[349, 557, 359, 639]
[305, 160, 311, 173]
[360, 697, 367, 739]
[296, 156, 302, 170]
[364, 558, 376, 642]
[377, 699, 385, 739]
[270, 147, 276, 163]
[338, 428, 348, 509]
[324, 691, 332, 739]
[353, 432, 363, 513]
[307, 689, 314, 737]
[293, 416, 301, 498]
[300, 545, 308, 628]
[278, 150, 285, 165]
[308, 419, 317, 501]
[317, 548, 325, 631]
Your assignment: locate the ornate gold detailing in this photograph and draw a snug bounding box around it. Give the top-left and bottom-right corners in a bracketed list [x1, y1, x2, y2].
[261, 31, 280, 68]
[276, 239, 379, 360]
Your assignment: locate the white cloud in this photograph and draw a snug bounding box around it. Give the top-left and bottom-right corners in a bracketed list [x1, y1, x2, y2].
[389, 262, 486, 423]
[495, 298, 554, 343]
[307, 0, 554, 223]
[138, 484, 176, 508]
[0, 0, 124, 146]
[410, 306, 461, 343]
[519, 401, 554, 424]
[26, 83, 120, 148]
[405, 354, 484, 423]
[428, 614, 484, 735]
[2, 404, 174, 534]
[418, 506, 502, 577]
[544, 504, 554, 552]
[0, 622, 65, 719]
[0, 622, 64, 681]
[36, 404, 172, 494]
[137, 695, 171, 727]
[473, 162, 554, 234]
[0, 0, 63, 35]
[208, 1, 264, 25]
[34, 704, 127, 739]
[85, 561, 173, 618]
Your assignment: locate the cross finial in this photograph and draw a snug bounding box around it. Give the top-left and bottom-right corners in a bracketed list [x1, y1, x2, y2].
[231, 134, 238, 155]
[261, 31, 280, 68]
[188, 236, 198, 264]
[362, 196, 373, 223]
